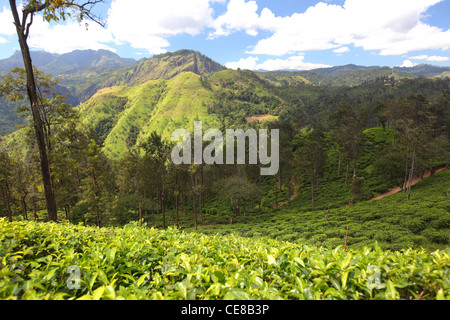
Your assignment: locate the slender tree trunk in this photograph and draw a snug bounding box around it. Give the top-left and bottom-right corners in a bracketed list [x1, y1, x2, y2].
[279, 166, 282, 193]
[21, 193, 28, 220]
[392, 129, 396, 148]
[175, 193, 179, 228]
[33, 200, 38, 221]
[191, 174, 197, 230]
[161, 175, 166, 230]
[403, 153, 410, 193]
[139, 203, 142, 227]
[275, 187, 278, 209]
[156, 183, 160, 215]
[9, 1, 58, 222]
[407, 149, 416, 200]
[311, 179, 315, 208]
[337, 151, 342, 177]
[193, 192, 197, 230]
[430, 157, 436, 176]
[199, 164, 203, 224]
[91, 168, 102, 228]
[231, 207, 237, 224]
[66, 204, 71, 221]
[2, 182, 13, 222]
[287, 181, 291, 204]
[259, 173, 262, 214]
[345, 159, 350, 191]
[183, 191, 187, 216]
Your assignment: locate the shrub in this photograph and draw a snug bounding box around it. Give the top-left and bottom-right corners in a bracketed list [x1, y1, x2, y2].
[422, 228, 449, 244]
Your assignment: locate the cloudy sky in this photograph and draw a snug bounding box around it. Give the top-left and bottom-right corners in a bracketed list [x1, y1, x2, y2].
[1, 0, 450, 71]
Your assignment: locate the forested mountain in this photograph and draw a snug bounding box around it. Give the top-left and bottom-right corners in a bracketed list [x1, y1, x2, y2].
[1, 49, 450, 159]
[0, 50, 450, 136]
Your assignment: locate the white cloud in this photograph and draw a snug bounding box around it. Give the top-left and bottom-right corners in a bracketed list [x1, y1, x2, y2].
[426, 55, 450, 61]
[107, 0, 216, 54]
[0, 7, 16, 36]
[27, 18, 115, 54]
[0, 1, 217, 55]
[208, 0, 282, 39]
[333, 47, 350, 54]
[226, 54, 331, 71]
[409, 54, 450, 61]
[210, 0, 450, 57]
[409, 54, 429, 60]
[0, 5, 115, 54]
[398, 60, 418, 68]
[225, 56, 259, 70]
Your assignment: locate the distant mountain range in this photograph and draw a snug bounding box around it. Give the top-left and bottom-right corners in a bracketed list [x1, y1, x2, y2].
[0, 48, 449, 141]
[0, 49, 136, 76]
[256, 64, 450, 87]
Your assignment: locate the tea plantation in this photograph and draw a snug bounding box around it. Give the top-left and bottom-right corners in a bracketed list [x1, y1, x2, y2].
[196, 169, 450, 252]
[0, 217, 449, 300]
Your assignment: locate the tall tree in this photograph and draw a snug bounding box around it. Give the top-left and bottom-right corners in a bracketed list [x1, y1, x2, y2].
[0, 152, 15, 222]
[140, 132, 172, 229]
[7, 0, 105, 221]
[331, 102, 367, 188]
[294, 127, 326, 208]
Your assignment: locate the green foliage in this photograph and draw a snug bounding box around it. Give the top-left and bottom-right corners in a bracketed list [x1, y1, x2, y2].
[1, 218, 448, 300]
[196, 169, 450, 252]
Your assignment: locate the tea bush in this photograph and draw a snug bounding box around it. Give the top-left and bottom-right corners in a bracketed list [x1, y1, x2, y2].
[0, 218, 448, 300]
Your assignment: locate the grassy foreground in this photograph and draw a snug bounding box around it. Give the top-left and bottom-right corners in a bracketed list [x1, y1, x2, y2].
[0, 218, 448, 300]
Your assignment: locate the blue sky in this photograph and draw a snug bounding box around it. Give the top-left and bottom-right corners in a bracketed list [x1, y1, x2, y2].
[1, 0, 450, 70]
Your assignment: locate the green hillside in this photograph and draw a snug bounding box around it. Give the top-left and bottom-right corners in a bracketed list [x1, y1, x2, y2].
[79, 72, 222, 159]
[195, 168, 450, 252]
[117, 50, 226, 86]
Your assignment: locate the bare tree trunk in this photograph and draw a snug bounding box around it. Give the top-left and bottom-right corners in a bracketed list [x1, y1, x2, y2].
[407, 149, 416, 200]
[337, 151, 342, 177]
[161, 175, 166, 230]
[199, 164, 203, 224]
[182, 191, 187, 216]
[403, 153, 410, 193]
[32, 198, 38, 221]
[279, 166, 282, 193]
[2, 182, 13, 222]
[9, 1, 58, 222]
[287, 181, 291, 204]
[21, 193, 28, 220]
[392, 129, 396, 148]
[66, 204, 71, 221]
[156, 183, 160, 215]
[345, 159, 350, 191]
[193, 192, 197, 230]
[191, 174, 197, 230]
[175, 193, 179, 228]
